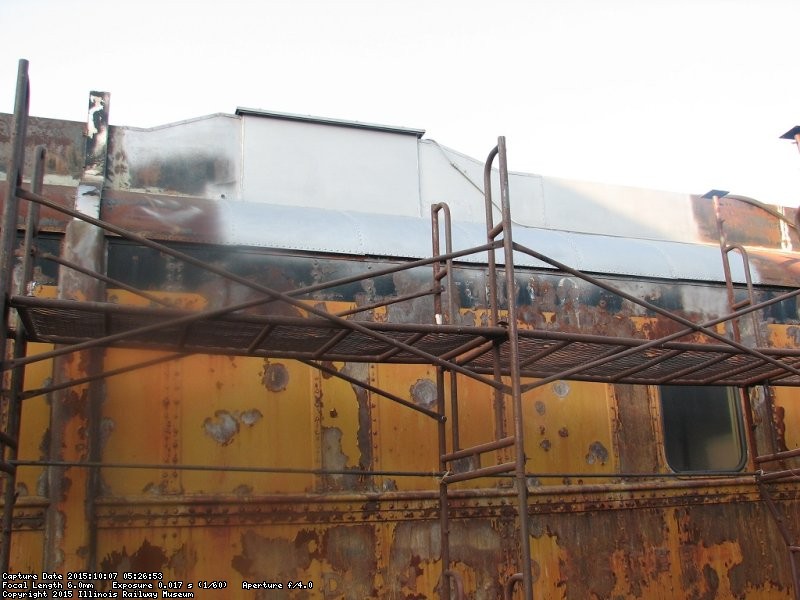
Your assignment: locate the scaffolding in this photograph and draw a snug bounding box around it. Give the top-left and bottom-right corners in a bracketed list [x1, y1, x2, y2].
[1, 59, 800, 599]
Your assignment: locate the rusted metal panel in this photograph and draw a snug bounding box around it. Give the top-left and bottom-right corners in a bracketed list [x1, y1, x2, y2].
[0, 114, 84, 183]
[371, 364, 440, 492]
[5, 522, 45, 574]
[42, 351, 98, 570]
[693, 193, 798, 250]
[317, 360, 376, 493]
[186, 356, 315, 495]
[6, 91, 800, 600]
[612, 384, 661, 475]
[529, 501, 797, 599]
[523, 380, 617, 485]
[9, 338, 52, 500]
[63, 483, 792, 598]
[41, 90, 111, 571]
[102, 350, 317, 496]
[767, 326, 800, 457]
[0, 114, 83, 232]
[94, 243, 795, 345]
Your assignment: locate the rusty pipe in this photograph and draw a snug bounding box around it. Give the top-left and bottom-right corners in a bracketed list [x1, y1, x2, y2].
[443, 570, 465, 600]
[441, 436, 516, 463]
[504, 573, 524, 600]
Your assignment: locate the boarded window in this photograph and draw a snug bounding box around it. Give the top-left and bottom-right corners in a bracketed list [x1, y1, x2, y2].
[660, 386, 745, 472]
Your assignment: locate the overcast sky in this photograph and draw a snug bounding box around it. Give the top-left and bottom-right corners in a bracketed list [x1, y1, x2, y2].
[2, 0, 800, 206]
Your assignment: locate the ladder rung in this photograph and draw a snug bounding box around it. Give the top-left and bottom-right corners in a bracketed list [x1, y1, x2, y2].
[442, 461, 515, 484]
[442, 436, 516, 463]
[454, 340, 498, 366]
[759, 469, 800, 483]
[731, 299, 751, 310]
[488, 222, 504, 240]
[755, 448, 800, 464]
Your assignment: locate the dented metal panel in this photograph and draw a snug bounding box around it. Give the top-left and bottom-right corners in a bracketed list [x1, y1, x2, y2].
[524, 380, 616, 485]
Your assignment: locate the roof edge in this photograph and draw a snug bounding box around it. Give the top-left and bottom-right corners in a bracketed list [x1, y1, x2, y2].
[235, 107, 425, 137]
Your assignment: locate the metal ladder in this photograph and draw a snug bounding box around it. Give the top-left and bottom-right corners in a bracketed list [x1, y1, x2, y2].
[713, 192, 800, 599]
[433, 138, 534, 599]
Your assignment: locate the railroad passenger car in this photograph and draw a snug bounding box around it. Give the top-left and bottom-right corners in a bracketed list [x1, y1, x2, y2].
[1, 60, 799, 599]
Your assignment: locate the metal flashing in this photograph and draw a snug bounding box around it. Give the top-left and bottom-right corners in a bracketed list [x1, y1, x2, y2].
[215, 201, 748, 284]
[235, 107, 425, 137]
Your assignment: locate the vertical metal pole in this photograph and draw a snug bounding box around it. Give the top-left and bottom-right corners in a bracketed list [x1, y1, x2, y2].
[0, 59, 29, 312]
[787, 129, 800, 600]
[449, 373, 460, 453]
[0, 59, 29, 342]
[483, 147, 500, 328]
[0, 59, 30, 575]
[432, 203, 451, 599]
[432, 203, 462, 455]
[484, 148, 507, 442]
[712, 195, 742, 342]
[1, 146, 44, 573]
[497, 137, 533, 600]
[437, 367, 451, 600]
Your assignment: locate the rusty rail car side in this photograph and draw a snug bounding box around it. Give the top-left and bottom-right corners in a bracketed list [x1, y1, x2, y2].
[1, 59, 799, 599]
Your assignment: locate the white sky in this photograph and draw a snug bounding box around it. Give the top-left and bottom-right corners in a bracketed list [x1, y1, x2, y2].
[2, 0, 800, 206]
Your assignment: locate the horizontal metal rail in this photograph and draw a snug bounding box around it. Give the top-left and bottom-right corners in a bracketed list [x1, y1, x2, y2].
[756, 448, 800, 464]
[758, 469, 800, 483]
[7, 458, 766, 483]
[441, 436, 515, 463]
[441, 461, 516, 484]
[10, 459, 441, 478]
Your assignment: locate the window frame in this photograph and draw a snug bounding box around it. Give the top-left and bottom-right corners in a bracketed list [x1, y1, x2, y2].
[658, 385, 747, 474]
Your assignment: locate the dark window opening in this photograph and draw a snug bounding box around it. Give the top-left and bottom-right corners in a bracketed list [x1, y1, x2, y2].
[660, 386, 745, 472]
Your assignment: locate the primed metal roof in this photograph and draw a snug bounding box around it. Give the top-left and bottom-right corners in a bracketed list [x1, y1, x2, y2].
[217, 201, 750, 284]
